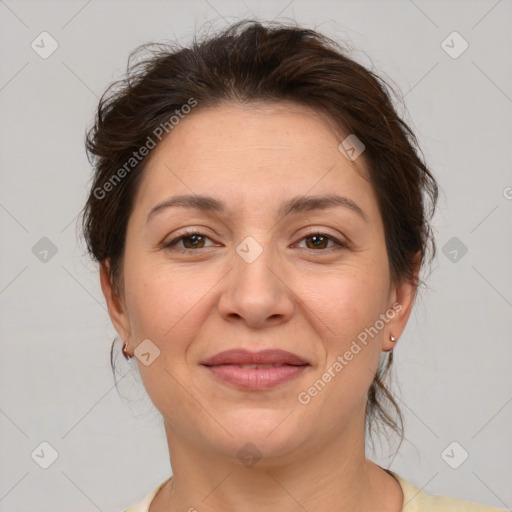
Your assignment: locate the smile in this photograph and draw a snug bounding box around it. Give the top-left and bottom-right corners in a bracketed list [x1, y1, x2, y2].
[203, 364, 309, 390]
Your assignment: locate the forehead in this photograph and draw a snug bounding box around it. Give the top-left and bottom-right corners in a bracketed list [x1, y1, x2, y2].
[134, 101, 378, 220]
[151, 100, 349, 164]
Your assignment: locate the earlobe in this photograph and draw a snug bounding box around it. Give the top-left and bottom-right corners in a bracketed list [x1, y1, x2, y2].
[99, 260, 131, 342]
[382, 256, 421, 352]
[383, 333, 398, 352]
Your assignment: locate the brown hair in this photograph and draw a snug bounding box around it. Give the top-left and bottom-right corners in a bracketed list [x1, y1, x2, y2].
[82, 19, 438, 444]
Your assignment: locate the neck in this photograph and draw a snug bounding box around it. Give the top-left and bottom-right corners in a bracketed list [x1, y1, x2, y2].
[151, 420, 403, 512]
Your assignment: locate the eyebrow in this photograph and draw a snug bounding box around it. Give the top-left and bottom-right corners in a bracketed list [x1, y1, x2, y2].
[146, 193, 368, 223]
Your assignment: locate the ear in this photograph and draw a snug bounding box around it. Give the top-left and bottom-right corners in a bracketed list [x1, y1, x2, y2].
[99, 260, 131, 343]
[382, 253, 420, 351]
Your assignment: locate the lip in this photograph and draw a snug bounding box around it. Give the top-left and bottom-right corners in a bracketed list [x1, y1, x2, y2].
[202, 349, 308, 366]
[201, 349, 310, 390]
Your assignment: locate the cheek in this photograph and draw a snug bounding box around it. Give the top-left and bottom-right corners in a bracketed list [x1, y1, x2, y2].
[123, 260, 218, 348]
[295, 264, 389, 393]
[122, 264, 214, 415]
[297, 262, 389, 339]
[292, 273, 387, 424]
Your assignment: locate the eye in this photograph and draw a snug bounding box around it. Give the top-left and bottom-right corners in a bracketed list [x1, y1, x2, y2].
[163, 230, 216, 251]
[163, 230, 347, 253]
[295, 232, 347, 251]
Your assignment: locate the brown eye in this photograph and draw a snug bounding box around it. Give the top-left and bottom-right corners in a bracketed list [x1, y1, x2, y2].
[182, 234, 206, 249]
[298, 232, 345, 251]
[306, 234, 329, 249]
[164, 231, 214, 251]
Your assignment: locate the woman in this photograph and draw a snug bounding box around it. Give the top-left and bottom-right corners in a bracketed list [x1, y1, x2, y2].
[82, 20, 506, 512]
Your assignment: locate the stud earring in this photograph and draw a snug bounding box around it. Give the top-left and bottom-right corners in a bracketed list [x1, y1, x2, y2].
[390, 335, 397, 343]
[122, 340, 133, 360]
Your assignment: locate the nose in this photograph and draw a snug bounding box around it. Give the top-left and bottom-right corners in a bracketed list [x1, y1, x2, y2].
[217, 240, 295, 329]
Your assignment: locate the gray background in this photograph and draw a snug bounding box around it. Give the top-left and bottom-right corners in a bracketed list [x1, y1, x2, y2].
[1, 0, 511, 511]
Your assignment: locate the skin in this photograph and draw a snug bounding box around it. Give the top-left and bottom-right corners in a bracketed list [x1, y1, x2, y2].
[100, 101, 418, 512]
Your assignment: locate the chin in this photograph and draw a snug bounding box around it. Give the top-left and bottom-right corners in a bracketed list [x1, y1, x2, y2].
[205, 411, 310, 465]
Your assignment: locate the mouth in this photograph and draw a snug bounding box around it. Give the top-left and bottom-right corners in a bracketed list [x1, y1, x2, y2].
[201, 349, 310, 390]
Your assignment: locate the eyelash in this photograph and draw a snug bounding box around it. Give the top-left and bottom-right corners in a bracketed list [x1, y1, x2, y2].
[163, 229, 348, 254]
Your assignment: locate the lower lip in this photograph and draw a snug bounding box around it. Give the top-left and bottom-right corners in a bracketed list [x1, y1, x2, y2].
[203, 364, 308, 390]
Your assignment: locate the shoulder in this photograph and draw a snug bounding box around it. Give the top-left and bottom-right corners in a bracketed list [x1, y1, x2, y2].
[123, 473, 508, 512]
[389, 471, 509, 512]
[123, 477, 171, 512]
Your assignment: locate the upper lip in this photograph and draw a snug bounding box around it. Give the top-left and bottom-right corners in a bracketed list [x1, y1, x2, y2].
[201, 349, 309, 366]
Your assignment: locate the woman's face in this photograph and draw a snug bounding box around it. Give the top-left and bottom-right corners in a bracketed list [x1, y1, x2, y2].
[102, 101, 415, 463]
